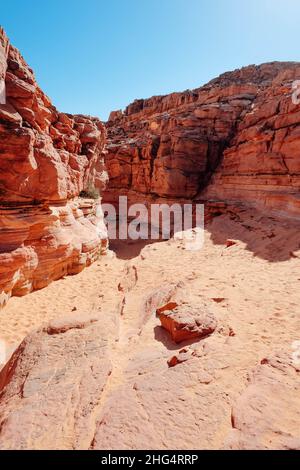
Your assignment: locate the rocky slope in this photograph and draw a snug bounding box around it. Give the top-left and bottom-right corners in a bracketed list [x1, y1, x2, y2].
[105, 62, 300, 218]
[0, 28, 108, 308]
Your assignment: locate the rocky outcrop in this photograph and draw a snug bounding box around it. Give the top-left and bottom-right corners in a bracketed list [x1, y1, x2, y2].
[0, 28, 108, 307]
[105, 75, 255, 203]
[203, 64, 300, 218]
[225, 352, 300, 450]
[3, 316, 298, 450]
[0, 313, 112, 450]
[105, 62, 300, 219]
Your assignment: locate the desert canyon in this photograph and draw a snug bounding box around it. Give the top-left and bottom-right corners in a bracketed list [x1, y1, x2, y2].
[0, 27, 299, 450]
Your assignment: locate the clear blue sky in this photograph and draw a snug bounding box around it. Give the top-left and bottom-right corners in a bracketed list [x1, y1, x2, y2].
[1, 0, 299, 120]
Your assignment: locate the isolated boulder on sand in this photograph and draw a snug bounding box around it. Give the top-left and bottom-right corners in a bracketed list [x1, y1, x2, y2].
[156, 301, 217, 343]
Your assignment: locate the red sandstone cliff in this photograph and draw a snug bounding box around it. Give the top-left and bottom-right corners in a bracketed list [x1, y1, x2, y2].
[202, 65, 300, 217]
[0, 28, 108, 307]
[105, 62, 300, 218]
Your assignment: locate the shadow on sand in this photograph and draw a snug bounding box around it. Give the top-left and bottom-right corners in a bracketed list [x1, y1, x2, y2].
[153, 325, 204, 351]
[205, 210, 300, 263]
[109, 238, 165, 260]
[109, 209, 300, 263]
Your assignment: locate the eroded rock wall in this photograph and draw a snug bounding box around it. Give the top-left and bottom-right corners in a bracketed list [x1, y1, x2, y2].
[105, 62, 300, 218]
[0, 28, 108, 307]
[203, 65, 300, 217]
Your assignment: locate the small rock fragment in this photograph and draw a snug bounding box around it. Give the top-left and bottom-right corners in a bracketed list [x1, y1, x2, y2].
[226, 240, 238, 248]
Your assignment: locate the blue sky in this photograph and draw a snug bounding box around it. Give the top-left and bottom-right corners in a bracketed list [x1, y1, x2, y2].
[1, 0, 299, 120]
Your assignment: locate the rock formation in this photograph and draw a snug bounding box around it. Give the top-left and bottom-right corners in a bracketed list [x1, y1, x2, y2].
[0, 313, 113, 450]
[0, 27, 300, 451]
[156, 301, 217, 343]
[225, 352, 300, 450]
[203, 65, 300, 218]
[0, 28, 108, 308]
[105, 62, 300, 219]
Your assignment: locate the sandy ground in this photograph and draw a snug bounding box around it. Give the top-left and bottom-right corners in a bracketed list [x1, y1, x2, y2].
[1, 207, 299, 348]
[1, 208, 300, 358]
[0, 207, 299, 449]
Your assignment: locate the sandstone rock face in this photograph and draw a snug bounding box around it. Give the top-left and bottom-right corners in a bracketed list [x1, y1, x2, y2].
[105, 62, 300, 218]
[203, 64, 300, 218]
[0, 28, 108, 307]
[105, 76, 255, 202]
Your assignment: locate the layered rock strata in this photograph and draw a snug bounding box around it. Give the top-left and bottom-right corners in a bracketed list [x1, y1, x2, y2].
[0, 28, 108, 307]
[105, 62, 300, 219]
[203, 64, 300, 218]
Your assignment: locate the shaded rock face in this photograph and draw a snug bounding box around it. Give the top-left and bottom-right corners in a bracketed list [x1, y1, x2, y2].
[105, 78, 253, 202]
[0, 28, 108, 307]
[105, 62, 300, 218]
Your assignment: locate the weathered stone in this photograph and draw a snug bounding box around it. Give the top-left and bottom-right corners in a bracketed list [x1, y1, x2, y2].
[0, 313, 112, 450]
[225, 352, 300, 450]
[157, 302, 217, 343]
[105, 62, 300, 219]
[0, 29, 108, 308]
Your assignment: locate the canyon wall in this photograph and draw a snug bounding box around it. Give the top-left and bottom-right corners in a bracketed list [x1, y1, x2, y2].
[1, 29, 299, 310]
[0, 30, 299, 451]
[0, 28, 108, 307]
[202, 65, 300, 217]
[105, 62, 300, 218]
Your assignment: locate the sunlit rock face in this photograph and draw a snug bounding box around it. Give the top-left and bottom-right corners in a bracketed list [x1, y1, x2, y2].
[0, 28, 108, 308]
[105, 62, 300, 219]
[202, 64, 300, 218]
